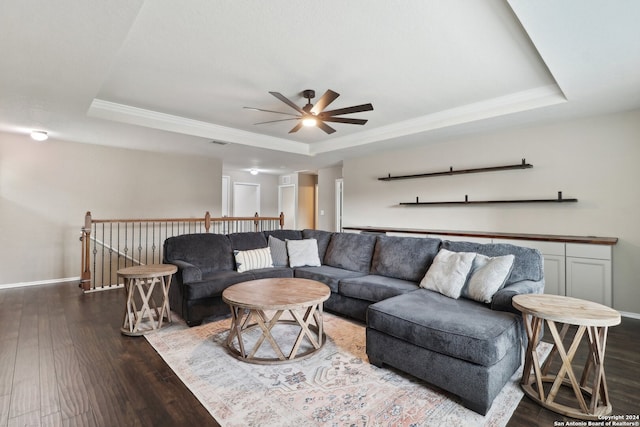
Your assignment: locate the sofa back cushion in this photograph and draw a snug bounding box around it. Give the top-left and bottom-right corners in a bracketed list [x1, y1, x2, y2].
[324, 232, 377, 273]
[264, 229, 302, 241]
[441, 240, 543, 285]
[371, 235, 441, 282]
[302, 229, 334, 261]
[164, 233, 234, 271]
[228, 232, 268, 251]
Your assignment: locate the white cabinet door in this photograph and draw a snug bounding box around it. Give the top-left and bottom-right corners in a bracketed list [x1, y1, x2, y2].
[566, 244, 612, 306]
[493, 239, 565, 296]
[541, 254, 566, 296]
[566, 256, 612, 306]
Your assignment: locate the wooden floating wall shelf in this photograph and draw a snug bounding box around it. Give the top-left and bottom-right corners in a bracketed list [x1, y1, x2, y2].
[379, 159, 533, 181]
[400, 192, 578, 206]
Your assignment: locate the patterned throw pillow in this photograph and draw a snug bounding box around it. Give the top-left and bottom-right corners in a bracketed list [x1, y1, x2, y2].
[234, 247, 273, 272]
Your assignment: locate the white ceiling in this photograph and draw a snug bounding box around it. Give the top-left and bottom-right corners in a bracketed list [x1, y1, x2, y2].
[1, 0, 639, 174]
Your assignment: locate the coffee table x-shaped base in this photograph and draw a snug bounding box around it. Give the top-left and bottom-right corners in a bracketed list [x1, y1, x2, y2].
[226, 303, 325, 364]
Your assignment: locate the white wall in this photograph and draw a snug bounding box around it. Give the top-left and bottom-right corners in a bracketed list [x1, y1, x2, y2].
[0, 132, 222, 286]
[343, 109, 640, 314]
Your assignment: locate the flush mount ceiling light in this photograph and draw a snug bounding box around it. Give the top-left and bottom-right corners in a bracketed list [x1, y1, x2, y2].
[30, 130, 48, 141]
[250, 168, 259, 175]
[244, 89, 373, 134]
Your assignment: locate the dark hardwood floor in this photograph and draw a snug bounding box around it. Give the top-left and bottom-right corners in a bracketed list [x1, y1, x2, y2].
[1, 282, 638, 426]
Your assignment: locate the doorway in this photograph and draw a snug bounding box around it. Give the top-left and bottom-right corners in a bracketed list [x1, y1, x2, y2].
[233, 182, 260, 216]
[278, 184, 296, 229]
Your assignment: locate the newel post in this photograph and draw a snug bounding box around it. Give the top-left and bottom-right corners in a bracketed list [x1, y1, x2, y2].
[279, 212, 284, 229]
[204, 211, 211, 232]
[80, 211, 92, 291]
[254, 212, 259, 231]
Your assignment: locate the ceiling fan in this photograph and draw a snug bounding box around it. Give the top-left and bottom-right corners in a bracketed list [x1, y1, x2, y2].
[244, 89, 373, 134]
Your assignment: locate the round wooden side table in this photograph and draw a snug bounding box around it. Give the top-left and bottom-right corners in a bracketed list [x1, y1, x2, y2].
[512, 294, 621, 420]
[118, 264, 177, 336]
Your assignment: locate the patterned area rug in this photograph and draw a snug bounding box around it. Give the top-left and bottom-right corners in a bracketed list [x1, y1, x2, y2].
[145, 312, 550, 427]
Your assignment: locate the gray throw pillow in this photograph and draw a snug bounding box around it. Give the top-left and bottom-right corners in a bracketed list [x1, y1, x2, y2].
[462, 254, 515, 303]
[268, 235, 288, 267]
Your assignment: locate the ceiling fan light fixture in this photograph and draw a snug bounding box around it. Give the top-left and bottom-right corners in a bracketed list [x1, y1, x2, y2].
[247, 89, 373, 135]
[302, 117, 317, 127]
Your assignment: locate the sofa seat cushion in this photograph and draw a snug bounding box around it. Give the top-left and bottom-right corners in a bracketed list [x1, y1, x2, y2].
[367, 289, 520, 367]
[294, 265, 366, 293]
[184, 270, 255, 300]
[339, 275, 419, 303]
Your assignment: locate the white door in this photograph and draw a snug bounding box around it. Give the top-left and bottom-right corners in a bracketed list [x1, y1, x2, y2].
[278, 184, 296, 229]
[233, 182, 260, 217]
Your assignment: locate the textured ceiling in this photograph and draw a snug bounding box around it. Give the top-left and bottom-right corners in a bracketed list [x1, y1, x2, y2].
[1, 0, 639, 174]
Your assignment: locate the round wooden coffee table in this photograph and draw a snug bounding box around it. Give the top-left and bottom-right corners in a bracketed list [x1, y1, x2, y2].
[222, 278, 331, 364]
[118, 264, 177, 336]
[512, 294, 621, 420]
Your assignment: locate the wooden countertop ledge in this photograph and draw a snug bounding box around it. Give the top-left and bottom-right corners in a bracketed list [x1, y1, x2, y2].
[342, 226, 618, 246]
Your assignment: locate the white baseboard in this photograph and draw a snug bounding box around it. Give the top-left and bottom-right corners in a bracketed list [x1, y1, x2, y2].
[0, 277, 80, 290]
[620, 311, 640, 320]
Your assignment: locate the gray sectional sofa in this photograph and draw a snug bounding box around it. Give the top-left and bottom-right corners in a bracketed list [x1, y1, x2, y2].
[163, 229, 544, 415]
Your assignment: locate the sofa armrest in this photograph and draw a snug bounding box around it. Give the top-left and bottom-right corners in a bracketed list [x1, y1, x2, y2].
[170, 260, 202, 283]
[491, 279, 544, 314]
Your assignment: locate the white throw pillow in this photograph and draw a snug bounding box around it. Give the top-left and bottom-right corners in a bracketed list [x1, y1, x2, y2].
[420, 249, 476, 299]
[463, 254, 515, 303]
[234, 247, 273, 273]
[287, 238, 321, 268]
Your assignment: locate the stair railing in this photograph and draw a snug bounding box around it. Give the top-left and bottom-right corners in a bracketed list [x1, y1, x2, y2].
[80, 211, 284, 292]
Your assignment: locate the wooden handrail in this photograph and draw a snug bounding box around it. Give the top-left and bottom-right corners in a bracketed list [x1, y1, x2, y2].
[80, 211, 285, 291]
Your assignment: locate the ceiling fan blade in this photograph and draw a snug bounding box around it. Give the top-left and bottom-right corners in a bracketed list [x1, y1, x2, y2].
[317, 121, 337, 134]
[310, 89, 340, 115]
[269, 92, 305, 114]
[254, 118, 300, 125]
[243, 107, 300, 117]
[322, 103, 374, 117]
[288, 122, 304, 133]
[321, 117, 368, 125]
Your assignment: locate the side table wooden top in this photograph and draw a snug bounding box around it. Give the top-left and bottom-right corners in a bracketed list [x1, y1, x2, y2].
[512, 294, 620, 327]
[117, 264, 177, 278]
[222, 278, 330, 310]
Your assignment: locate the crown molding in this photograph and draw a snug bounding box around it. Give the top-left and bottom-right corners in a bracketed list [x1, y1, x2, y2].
[309, 84, 566, 155]
[88, 99, 312, 155]
[88, 84, 565, 157]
